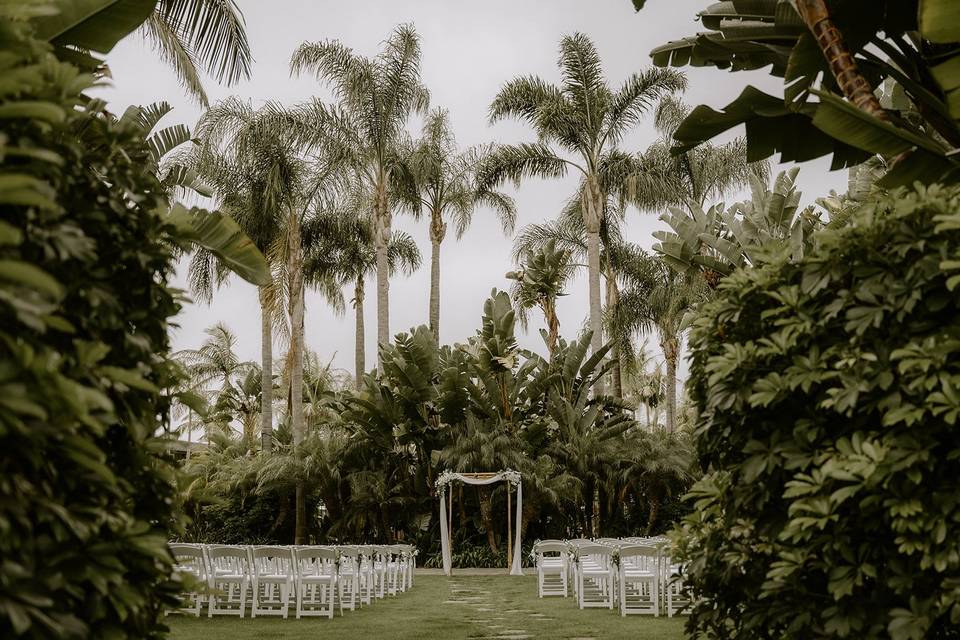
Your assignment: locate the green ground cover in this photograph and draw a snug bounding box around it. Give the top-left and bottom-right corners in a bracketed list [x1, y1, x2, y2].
[166, 575, 685, 640]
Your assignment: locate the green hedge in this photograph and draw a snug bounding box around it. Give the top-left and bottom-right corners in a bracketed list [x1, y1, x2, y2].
[0, 14, 183, 639]
[678, 184, 960, 639]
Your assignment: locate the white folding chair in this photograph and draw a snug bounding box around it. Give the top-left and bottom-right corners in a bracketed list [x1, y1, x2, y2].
[295, 546, 338, 618]
[168, 543, 208, 617]
[532, 540, 568, 597]
[206, 545, 251, 617]
[663, 551, 689, 617]
[574, 544, 615, 609]
[250, 546, 295, 618]
[335, 546, 360, 611]
[618, 544, 660, 616]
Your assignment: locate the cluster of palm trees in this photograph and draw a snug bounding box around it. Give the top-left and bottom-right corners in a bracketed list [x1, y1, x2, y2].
[176, 293, 695, 554]
[165, 20, 764, 545]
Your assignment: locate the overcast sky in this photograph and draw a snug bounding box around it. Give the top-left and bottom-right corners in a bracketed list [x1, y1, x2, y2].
[96, 0, 846, 380]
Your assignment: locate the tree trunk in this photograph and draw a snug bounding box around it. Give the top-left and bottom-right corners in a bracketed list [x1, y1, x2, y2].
[582, 176, 605, 393]
[795, 0, 886, 119]
[542, 299, 560, 355]
[478, 486, 498, 555]
[259, 286, 273, 454]
[605, 271, 623, 398]
[663, 336, 678, 433]
[375, 177, 392, 368]
[354, 276, 365, 390]
[289, 214, 306, 544]
[645, 494, 661, 536]
[429, 209, 446, 345]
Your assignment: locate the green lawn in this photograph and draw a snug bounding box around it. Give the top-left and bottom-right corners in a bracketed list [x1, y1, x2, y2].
[166, 574, 685, 640]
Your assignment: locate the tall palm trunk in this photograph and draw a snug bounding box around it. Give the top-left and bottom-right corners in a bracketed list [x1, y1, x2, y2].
[374, 176, 391, 367]
[288, 215, 307, 544]
[582, 176, 605, 392]
[354, 276, 365, 390]
[259, 286, 273, 454]
[662, 335, 679, 432]
[795, 0, 885, 119]
[428, 209, 446, 345]
[605, 269, 623, 397]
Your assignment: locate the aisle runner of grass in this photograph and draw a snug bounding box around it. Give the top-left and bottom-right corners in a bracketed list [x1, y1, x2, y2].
[166, 575, 685, 640]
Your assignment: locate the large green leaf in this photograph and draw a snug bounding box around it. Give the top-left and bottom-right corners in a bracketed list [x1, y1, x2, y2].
[920, 0, 960, 43]
[811, 90, 947, 155]
[673, 85, 870, 168]
[166, 204, 269, 286]
[31, 0, 156, 53]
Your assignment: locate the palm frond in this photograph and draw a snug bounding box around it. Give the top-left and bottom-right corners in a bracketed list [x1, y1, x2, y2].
[154, 0, 252, 86]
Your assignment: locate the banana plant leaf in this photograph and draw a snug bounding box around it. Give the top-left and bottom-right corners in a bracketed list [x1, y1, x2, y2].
[31, 0, 156, 53]
[673, 85, 871, 168]
[166, 204, 270, 286]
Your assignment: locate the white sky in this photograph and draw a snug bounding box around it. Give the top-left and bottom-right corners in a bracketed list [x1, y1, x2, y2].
[95, 0, 847, 380]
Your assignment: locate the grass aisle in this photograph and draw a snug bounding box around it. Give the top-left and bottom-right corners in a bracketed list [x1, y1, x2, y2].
[166, 575, 685, 640]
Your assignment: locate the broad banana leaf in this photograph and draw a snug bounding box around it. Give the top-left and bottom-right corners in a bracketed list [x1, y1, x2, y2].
[31, 0, 157, 53]
[166, 204, 269, 286]
[674, 85, 871, 168]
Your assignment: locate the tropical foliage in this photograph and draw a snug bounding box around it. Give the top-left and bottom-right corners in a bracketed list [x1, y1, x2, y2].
[477, 32, 686, 390]
[638, 0, 960, 187]
[677, 184, 960, 639]
[177, 291, 697, 559]
[0, 4, 266, 637]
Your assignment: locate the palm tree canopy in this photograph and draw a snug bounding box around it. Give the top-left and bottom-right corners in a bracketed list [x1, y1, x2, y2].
[287, 23, 430, 174]
[144, 0, 253, 106]
[478, 32, 686, 191]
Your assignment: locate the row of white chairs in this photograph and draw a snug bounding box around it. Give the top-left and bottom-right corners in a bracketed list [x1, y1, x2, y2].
[168, 543, 416, 619]
[531, 537, 688, 617]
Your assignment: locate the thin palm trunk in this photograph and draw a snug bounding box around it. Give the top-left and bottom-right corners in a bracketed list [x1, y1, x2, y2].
[663, 336, 678, 433]
[289, 214, 306, 544]
[583, 179, 605, 392]
[605, 271, 623, 398]
[428, 210, 444, 345]
[375, 179, 391, 367]
[259, 286, 273, 454]
[354, 276, 365, 389]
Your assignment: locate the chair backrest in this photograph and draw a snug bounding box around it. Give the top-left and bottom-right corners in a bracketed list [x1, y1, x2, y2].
[169, 544, 207, 578]
[533, 540, 568, 554]
[575, 544, 613, 565]
[206, 545, 250, 576]
[617, 544, 659, 559]
[251, 546, 294, 576]
[295, 546, 337, 577]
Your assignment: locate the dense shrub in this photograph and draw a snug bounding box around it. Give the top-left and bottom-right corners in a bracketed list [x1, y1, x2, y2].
[677, 184, 960, 639]
[0, 14, 184, 639]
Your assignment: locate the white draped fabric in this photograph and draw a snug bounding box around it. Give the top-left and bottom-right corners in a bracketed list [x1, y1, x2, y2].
[438, 471, 523, 576]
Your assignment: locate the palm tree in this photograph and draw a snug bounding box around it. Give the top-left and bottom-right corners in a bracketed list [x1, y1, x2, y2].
[174, 322, 251, 389]
[303, 197, 421, 388]
[615, 250, 707, 432]
[506, 240, 574, 355]
[477, 33, 685, 389]
[143, 0, 252, 106]
[638, 96, 758, 212]
[621, 429, 695, 534]
[286, 24, 430, 365]
[208, 365, 264, 452]
[187, 98, 303, 455]
[400, 108, 516, 344]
